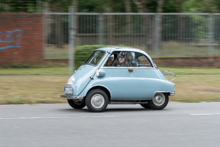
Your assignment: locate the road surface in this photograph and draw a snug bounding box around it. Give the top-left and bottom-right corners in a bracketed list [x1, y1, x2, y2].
[0, 102, 220, 147]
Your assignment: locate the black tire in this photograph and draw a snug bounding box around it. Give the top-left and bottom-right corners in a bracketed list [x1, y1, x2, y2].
[148, 93, 169, 110]
[67, 100, 86, 109]
[85, 89, 109, 112]
[140, 103, 151, 109]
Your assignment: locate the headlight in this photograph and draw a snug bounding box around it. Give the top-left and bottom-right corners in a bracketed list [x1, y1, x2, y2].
[96, 70, 100, 76]
[64, 87, 73, 94]
[67, 76, 75, 84]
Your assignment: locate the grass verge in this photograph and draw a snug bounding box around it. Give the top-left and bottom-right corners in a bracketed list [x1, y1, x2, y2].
[0, 67, 220, 75]
[159, 67, 220, 75]
[0, 76, 219, 104]
[0, 67, 69, 75]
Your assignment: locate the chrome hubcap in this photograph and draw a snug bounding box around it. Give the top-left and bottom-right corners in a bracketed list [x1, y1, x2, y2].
[152, 93, 165, 106]
[91, 94, 105, 108]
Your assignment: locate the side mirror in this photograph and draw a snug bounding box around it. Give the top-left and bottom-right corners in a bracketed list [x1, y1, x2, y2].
[96, 69, 105, 77]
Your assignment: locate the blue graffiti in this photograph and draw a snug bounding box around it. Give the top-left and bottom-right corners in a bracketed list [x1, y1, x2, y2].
[0, 29, 24, 50]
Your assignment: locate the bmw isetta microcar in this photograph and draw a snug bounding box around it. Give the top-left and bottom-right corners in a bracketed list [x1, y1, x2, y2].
[61, 47, 175, 112]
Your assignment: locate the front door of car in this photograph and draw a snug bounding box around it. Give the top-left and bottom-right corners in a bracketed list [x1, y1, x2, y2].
[100, 51, 156, 100]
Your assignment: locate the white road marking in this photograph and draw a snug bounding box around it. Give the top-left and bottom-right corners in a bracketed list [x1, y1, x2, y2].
[190, 113, 220, 116]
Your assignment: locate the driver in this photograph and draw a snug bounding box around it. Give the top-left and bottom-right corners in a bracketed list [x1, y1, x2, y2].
[117, 52, 128, 67]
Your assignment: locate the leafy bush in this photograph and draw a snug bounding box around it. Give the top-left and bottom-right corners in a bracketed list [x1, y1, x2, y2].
[75, 45, 109, 69]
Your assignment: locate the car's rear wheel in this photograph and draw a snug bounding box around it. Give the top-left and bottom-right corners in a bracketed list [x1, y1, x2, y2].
[67, 100, 86, 109]
[86, 89, 109, 112]
[148, 93, 169, 110]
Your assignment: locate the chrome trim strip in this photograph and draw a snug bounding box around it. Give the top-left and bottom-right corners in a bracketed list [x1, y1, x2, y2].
[110, 101, 148, 104]
[161, 70, 176, 82]
[60, 95, 83, 100]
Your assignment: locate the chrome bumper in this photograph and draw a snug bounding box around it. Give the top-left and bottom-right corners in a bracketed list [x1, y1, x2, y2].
[60, 95, 83, 100]
[170, 92, 175, 96]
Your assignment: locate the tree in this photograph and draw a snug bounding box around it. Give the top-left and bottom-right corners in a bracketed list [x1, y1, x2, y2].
[155, 0, 163, 53]
[132, 0, 154, 51]
[125, 0, 132, 45]
[177, 0, 184, 42]
[73, 0, 78, 47]
[105, 0, 114, 45]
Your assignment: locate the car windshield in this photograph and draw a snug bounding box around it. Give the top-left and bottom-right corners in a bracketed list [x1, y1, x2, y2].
[84, 51, 105, 66]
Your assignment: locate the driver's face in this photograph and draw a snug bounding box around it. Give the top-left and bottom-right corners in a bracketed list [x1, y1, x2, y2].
[119, 57, 125, 63]
[108, 57, 113, 65]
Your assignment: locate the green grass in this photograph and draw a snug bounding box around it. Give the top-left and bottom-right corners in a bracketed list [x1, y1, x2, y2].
[0, 77, 66, 104]
[0, 67, 69, 75]
[0, 67, 219, 75]
[171, 76, 220, 103]
[159, 67, 220, 75]
[0, 76, 219, 104]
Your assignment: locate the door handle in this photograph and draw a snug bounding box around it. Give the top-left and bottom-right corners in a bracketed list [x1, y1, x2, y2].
[128, 69, 133, 72]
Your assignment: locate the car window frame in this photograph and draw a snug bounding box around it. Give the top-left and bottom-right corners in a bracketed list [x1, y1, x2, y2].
[136, 53, 153, 68]
[84, 50, 106, 67]
[102, 51, 153, 68]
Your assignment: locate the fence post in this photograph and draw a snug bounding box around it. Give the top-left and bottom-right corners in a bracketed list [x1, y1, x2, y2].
[98, 14, 104, 45]
[69, 6, 74, 75]
[154, 14, 159, 56]
[43, 2, 47, 59]
[208, 14, 214, 56]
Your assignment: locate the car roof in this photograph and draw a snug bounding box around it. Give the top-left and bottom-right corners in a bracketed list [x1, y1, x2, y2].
[96, 46, 155, 67]
[96, 46, 148, 53]
[96, 46, 152, 59]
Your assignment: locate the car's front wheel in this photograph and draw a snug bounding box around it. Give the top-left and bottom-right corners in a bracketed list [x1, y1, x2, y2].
[85, 89, 109, 112]
[148, 93, 169, 110]
[67, 100, 86, 109]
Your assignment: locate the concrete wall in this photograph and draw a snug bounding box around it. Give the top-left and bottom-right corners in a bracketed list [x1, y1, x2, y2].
[0, 13, 44, 65]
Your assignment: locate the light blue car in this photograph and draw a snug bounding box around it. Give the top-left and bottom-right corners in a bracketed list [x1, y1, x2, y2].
[61, 47, 175, 112]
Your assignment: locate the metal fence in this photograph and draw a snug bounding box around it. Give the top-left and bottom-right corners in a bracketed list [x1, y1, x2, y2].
[44, 11, 220, 58]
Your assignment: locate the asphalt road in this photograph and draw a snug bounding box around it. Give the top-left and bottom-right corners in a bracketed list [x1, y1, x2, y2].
[0, 102, 220, 147]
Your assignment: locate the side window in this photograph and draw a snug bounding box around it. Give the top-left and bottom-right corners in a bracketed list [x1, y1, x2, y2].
[104, 51, 119, 67]
[104, 51, 134, 67]
[89, 51, 105, 65]
[137, 55, 152, 67]
[104, 51, 152, 67]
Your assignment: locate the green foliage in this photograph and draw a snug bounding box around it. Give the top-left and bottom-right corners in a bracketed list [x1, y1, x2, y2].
[78, 0, 105, 12]
[183, 0, 219, 13]
[75, 45, 109, 69]
[163, 0, 178, 12]
[2, 0, 220, 13]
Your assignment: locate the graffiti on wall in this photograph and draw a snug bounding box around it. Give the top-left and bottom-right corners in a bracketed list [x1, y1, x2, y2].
[0, 29, 24, 50]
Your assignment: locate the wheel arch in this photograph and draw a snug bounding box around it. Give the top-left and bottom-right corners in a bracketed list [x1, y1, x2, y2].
[153, 91, 171, 98]
[86, 86, 111, 101]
